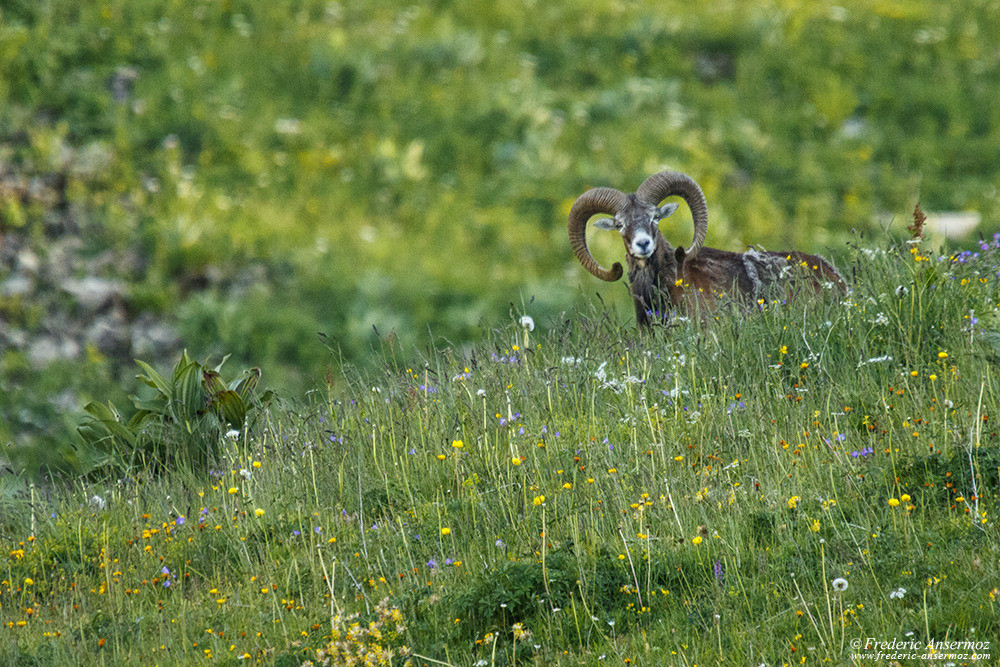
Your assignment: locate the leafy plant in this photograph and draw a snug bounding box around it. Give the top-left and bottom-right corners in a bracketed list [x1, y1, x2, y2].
[77, 351, 271, 474]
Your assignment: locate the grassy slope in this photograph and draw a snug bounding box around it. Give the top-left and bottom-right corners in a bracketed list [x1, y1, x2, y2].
[2, 241, 999, 665]
[3, 0, 1000, 471]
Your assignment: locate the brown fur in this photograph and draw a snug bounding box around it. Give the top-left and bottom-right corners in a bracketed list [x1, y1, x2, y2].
[627, 234, 845, 326]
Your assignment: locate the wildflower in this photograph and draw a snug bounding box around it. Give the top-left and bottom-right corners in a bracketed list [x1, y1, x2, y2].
[452, 440, 464, 449]
[938, 351, 948, 359]
[89, 495, 106, 510]
[228, 487, 238, 495]
[511, 457, 522, 466]
[889, 587, 906, 599]
[226, 429, 240, 439]
[24, 578, 33, 586]
[440, 527, 451, 536]
[252, 461, 261, 469]
[519, 315, 535, 331]
[832, 577, 849, 592]
[901, 493, 911, 502]
[691, 536, 703, 546]
[254, 508, 265, 517]
[533, 495, 545, 506]
[787, 496, 800, 509]
[888, 498, 900, 507]
[562, 483, 572, 490]
[426, 559, 437, 569]
[437, 454, 447, 461]
[175, 516, 185, 526]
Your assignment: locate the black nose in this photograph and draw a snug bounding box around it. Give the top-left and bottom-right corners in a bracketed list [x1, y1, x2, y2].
[636, 239, 650, 251]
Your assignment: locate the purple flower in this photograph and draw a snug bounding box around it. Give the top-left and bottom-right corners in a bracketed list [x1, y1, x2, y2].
[161, 566, 170, 575]
[163, 580, 171, 587]
[426, 559, 437, 569]
[175, 516, 185, 526]
[292, 530, 301, 537]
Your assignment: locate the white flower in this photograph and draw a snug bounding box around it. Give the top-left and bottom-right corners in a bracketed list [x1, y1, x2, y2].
[226, 429, 240, 439]
[476, 388, 486, 398]
[832, 577, 849, 592]
[889, 587, 907, 599]
[89, 494, 106, 510]
[519, 315, 535, 331]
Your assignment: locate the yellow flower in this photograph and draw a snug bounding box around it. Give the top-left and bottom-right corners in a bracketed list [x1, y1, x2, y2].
[228, 487, 238, 495]
[901, 494, 911, 503]
[787, 496, 800, 509]
[533, 495, 545, 506]
[929, 374, 937, 381]
[562, 483, 572, 490]
[910, 370, 918, 377]
[452, 440, 464, 449]
[800, 362, 809, 370]
[511, 457, 522, 466]
[955, 496, 965, 503]
[437, 454, 447, 461]
[252, 461, 261, 469]
[938, 351, 948, 359]
[888, 498, 900, 507]
[254, 508, 265, 517]
[440, 527, 451, 536]
[674, 455, 684, 462]
[691, 536, 703, 546]
[608, 468, 617, 474]
[24, 578, 33, 586]
[780, 345, 787, 355]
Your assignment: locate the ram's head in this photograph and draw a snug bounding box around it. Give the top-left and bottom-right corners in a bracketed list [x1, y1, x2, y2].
[567, 170, 709, 281]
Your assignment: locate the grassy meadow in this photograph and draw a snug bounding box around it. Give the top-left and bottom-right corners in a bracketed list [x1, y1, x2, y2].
[3, 0, 1000, 470]
[3, 238, 1000, 665]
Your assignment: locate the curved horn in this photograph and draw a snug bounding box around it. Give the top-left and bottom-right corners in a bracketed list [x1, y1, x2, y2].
[567, 187, 628, 282]
[636, 170, 709, 260]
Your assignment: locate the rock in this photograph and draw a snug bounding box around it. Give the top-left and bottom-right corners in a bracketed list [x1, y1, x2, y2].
[16, 248, 41, 275]
[61, 276, 125, 313]
[131, 312, 181, 359]
[28, 336, 81, 367]
[86, 310, 131, 357]
[0, 274, 33, 298]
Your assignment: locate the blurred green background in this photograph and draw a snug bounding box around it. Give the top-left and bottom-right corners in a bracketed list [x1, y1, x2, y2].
[1, 0, 999, 472]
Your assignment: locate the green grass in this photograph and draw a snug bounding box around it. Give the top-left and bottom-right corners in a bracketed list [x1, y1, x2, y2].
[4, 0, 1000, 470]
[3, 239, 1000, 665]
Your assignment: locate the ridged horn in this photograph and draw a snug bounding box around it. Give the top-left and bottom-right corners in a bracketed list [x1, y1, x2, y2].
[636, 170, 708, 260]
[568, 187, 628, 282]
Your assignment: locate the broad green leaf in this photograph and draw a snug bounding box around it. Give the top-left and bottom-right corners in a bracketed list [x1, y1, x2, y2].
[213, 390, 246, 428]
[230, 368, 261, 402]
[202, 369, 228, 395]
[174, 361, 205, 422]
[135, 360, 172, 399]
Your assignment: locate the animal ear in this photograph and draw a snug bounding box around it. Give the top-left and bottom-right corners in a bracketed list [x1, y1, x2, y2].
[658, 202, 680, 219]
[592, 216, 619, 231]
